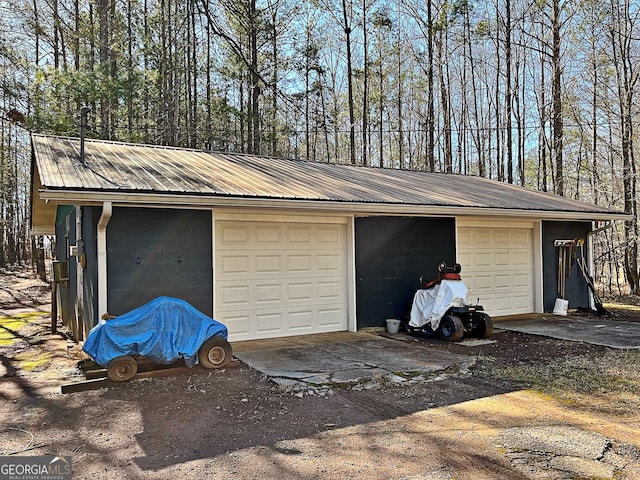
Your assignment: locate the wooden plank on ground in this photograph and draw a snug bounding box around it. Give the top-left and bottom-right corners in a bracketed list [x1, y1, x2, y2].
[84, 369, 107, 380]
[61, 378, 113, 394]
[63, 358, 241, 393]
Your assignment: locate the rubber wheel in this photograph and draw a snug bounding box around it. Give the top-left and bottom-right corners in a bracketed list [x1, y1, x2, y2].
[476, 314, 494, 338]
[106, 355, 138, 382]
[438, 315, 464, 342]
[198, 336, 233, 369]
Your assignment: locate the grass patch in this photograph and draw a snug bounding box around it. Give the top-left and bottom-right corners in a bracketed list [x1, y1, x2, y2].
[0, 318, 29, 346]
[602, 302, 640, 314]
[0, 312, 49, 346]
[13, 351, 51, 371]
[474, 350, 640, 416]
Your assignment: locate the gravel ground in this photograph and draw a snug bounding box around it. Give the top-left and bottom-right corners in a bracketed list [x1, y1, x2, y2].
[1, 267, 640, 479]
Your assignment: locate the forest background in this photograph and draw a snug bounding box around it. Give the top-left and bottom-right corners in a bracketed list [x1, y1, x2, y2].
[0, 0, 638, 294]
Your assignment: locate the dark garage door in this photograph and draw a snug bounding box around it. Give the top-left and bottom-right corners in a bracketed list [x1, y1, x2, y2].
[355, 217, 456, 328]
[107, 207, 213, 316]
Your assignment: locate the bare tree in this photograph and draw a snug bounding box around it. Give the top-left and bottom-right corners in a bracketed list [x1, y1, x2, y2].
[608, 0, 639, 293]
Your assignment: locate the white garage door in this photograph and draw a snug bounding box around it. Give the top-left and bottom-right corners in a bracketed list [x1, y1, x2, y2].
[215, 220, 348, 341]
[457, 225, 534, 317]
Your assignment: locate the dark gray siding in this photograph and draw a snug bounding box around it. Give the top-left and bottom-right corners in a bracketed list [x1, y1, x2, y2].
[54, 207, 79, 338]
[81, 206, 99, 332]
[542, 221, 591, 311]
[107, 207, 213, 316]
[53, 206, 101, 339]
[355, 217, 456, 328]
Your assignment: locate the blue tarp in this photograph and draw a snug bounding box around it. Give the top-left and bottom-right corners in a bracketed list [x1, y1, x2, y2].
[83, 296, 228, 368]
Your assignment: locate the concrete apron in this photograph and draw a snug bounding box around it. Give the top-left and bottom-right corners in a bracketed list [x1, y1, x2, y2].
[233, 331, 473, 394]
[496, 314, 640, 349]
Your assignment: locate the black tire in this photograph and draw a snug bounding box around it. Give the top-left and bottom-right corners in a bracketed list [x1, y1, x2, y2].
[438, 315, 464, 342]
[106, 355, 138, 382]
[476, 314, 493, 338]
[198, 336, 233, 369]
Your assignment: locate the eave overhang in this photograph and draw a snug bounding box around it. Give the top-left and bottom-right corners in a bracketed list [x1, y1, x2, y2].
[34, 187, 633, 223]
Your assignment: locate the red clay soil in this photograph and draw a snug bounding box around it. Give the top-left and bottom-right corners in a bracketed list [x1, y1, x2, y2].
[1, 267, 639, 479]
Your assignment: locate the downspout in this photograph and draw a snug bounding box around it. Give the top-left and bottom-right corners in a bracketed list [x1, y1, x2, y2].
[587, 220, 612, 310]
[97, 202, 113, 320]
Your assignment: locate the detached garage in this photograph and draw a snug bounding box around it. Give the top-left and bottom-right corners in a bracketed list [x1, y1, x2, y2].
[30, 134, 629, 342]
[215, 216, 349, 341]
[457, 220, 537, 316]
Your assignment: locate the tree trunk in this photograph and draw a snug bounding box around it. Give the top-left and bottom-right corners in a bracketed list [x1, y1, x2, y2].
[362, 0, 368, 166]
[505, 0, 513, 183]
[427, 0, 435, 172]
[609, 0, 639, 293]
[250, 0, 260, 154]
[552, 0, 563, 195]
[341, 0, 356, 164]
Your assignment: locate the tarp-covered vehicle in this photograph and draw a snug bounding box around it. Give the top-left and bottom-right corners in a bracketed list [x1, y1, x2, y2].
[83, 296, 233, 381]
[406, 263, 493, 341]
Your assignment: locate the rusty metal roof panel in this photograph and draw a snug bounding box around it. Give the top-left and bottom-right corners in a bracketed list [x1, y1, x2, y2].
[31, 134, 626, 217]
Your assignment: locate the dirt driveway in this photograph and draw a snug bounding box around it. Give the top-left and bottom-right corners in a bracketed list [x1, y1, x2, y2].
[1, 268, 640, 479]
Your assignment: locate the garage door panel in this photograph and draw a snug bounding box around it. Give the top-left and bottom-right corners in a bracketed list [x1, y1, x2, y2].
[493, 230, 511, 245]
[256, 284, 282, 303]
[513, 272, 531, 288]
[475, 230, 491, 244]
[221, 285, 250, 305]
[288, 227, 312, 243]
[475, 252, 493, 266]
[458, 229, 472, 244]
[256, 256, 281, 274]
[220, 255, 250, 274]
[458, 226, 534, 316]
[512, 230, 531, 246]
[494, 274, 513, 289]
[472, 275, 493, 291]
[216, 220, 347, 341]
[495, 252, 510, 266]
[318, 281, 341, 299]
[290, 311, 314, 330]
[225, 314, 250, 335]
[256, 226, 280, 242]
[512, 250, 531, 267]
[513, 294, 532, 309]
[222, 227, 248, 244]
[317, 253, 341, 272]
[457, 252, 472, 265]
[318, 227, 341, 243]
[257, 312, 284, 333]
[318, 308, 345, 327]
[288, 255, 312, 272]
[288, 282, 312, 301]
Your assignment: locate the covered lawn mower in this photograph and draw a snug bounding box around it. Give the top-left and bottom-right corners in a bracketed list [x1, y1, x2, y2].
[405, 262, 493, 341]
[83, 296, 233, 381]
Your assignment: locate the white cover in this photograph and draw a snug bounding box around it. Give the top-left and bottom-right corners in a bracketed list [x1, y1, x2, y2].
[409, 279, 469, 330]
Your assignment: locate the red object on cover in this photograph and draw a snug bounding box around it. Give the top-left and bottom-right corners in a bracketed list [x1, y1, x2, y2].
[421, 272, 461, 290]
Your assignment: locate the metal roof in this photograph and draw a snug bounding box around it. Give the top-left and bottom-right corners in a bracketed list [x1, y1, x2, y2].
[31, 134, 628, 230]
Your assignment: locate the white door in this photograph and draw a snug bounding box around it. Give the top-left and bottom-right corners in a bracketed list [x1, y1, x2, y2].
[215, 220, 348, 341]
[457, 225, 534, 316]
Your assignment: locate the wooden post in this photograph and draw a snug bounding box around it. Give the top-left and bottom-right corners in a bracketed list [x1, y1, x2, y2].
[51, 281, 58, 334]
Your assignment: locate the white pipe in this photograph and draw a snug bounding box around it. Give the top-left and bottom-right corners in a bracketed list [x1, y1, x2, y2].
[97, 201, 112, 320]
